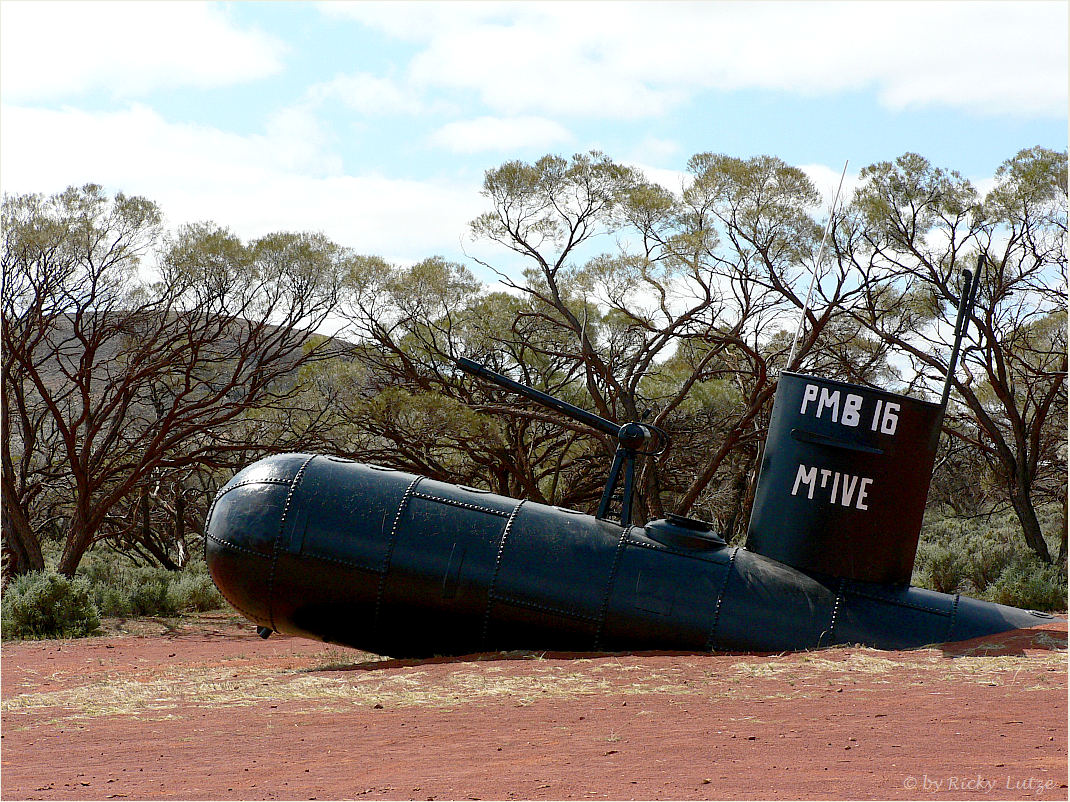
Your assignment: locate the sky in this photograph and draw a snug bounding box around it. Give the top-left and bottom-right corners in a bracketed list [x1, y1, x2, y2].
[1, 0, 1067, 284]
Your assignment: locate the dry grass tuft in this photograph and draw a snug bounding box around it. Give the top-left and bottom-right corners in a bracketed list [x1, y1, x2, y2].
[3, 638, 1064, 726]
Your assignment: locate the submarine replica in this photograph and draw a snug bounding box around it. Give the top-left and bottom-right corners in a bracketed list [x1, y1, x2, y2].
[205, 267, 1057, 656]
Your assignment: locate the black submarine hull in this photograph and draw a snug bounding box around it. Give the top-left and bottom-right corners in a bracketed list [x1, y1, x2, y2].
[205, 453, 1051, 657]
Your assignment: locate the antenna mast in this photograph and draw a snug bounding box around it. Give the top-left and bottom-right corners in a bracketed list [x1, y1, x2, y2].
[787, 160, 849, 368]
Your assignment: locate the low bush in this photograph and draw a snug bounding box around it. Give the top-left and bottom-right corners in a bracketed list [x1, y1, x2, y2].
[989, 555, 1068, 611]
[913, 508, 1067, 612]
[1, 571, 101, 639]
[2, 556, 226, 641]
[918, 544, 965, 594]
[166, 570, 224, 613]
[79, 555, 224, 617]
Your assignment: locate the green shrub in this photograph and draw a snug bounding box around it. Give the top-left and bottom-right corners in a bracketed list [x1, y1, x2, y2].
[166, 571, 224, 612]
[989, 555, 1068, 612]
[1, 571, 101, 640]
[126, 573, 176, 616]
[94, 584, 130, 618]
[923, 546, 965, 594]
[963, 540, 1016, 594]
[913, 508, 1067, 612]
[79, 554, 224, 617]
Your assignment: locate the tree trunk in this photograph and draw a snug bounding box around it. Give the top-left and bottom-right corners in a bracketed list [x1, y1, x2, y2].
[174, 494, 189, 568]
[719, 459, 758, 543]
[639, 459, 664, 522]
[1058, 493, 1067, 564]
[1008, 486, 1052, 563]
[57, 506, 93, 578]
[134, 534, 180, 571]
[1, 497, 44, 578]
[136, 488, 179, 571]
[1, 441, 45, 577]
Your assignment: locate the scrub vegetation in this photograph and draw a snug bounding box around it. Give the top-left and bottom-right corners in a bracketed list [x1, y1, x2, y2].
[3, 146, 1066, 638]
[1, 554, 223, 640]
[913, 507, 1066, 611]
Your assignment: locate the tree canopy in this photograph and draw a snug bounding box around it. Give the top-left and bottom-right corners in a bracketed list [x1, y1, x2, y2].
[2, 146, 1065, 579]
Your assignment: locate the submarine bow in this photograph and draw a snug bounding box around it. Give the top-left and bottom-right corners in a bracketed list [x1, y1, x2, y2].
[205, 452, 1050, 658]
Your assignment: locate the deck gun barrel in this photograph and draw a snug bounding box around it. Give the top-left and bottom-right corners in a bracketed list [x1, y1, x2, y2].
[456, 357, 621, 438]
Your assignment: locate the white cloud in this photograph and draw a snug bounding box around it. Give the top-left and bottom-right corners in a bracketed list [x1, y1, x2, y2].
[0, 104, 484, 265]
[0, 102, 342, 188]
[798, 163, 864, 212]
[316, 1, 518, 40]
[308, 73, 430, 116]
[628, 138, 682, 164]
[430, 116, 574, 153]
[262, 105, 344, 177]
[0, 1, 286, 101]
[621, 161, 692, 195]
[322, 1, 1068, 119]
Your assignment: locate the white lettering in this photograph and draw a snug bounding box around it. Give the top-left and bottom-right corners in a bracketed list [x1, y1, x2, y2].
[856, 478, 872, 510]
[800, 384, 819, 415]
[817, 388, 841, 422]
[881, 402, 900, 435]
[870, 399, 883, 431]
[839, 474, 860, 506]
[792, 465, 818, 499]
[791, 464, 874, 510]
[842, 394, 863, 427]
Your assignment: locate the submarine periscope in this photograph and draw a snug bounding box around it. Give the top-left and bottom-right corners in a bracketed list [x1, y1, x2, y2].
[204, 267, 1058, 656]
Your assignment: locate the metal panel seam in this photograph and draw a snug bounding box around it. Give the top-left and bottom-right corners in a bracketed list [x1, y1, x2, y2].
[624, 536, 731, 562]
[292, 549, 385, 574]
[823, 576, 847, 647]
[481, 498, 526, 647]
[594, 525, 634, 649]
[267, 454, 317, 632]
[844, 585, 952, 616]
[411, 491, 509, 517]
[373, 476, 424, 632]
[487, 592, 600, 624]
[205, 533, 269, 557]
[705, 546, 738, 651]
[945, 594, 961, 643]
[214, 477, 293, 499]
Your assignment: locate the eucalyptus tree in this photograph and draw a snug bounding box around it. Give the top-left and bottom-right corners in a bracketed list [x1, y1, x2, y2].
[1, 185, 344, 576]
[835, 148, 1067, 561]
[332, 253, 608, 506]
[468, 151, 877, 530]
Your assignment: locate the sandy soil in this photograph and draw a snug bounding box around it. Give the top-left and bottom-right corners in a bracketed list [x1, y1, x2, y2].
[1, 612, 1065, 801]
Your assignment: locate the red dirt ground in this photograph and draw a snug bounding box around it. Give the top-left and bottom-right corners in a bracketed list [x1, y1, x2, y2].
[1, 613, 1066, 801]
